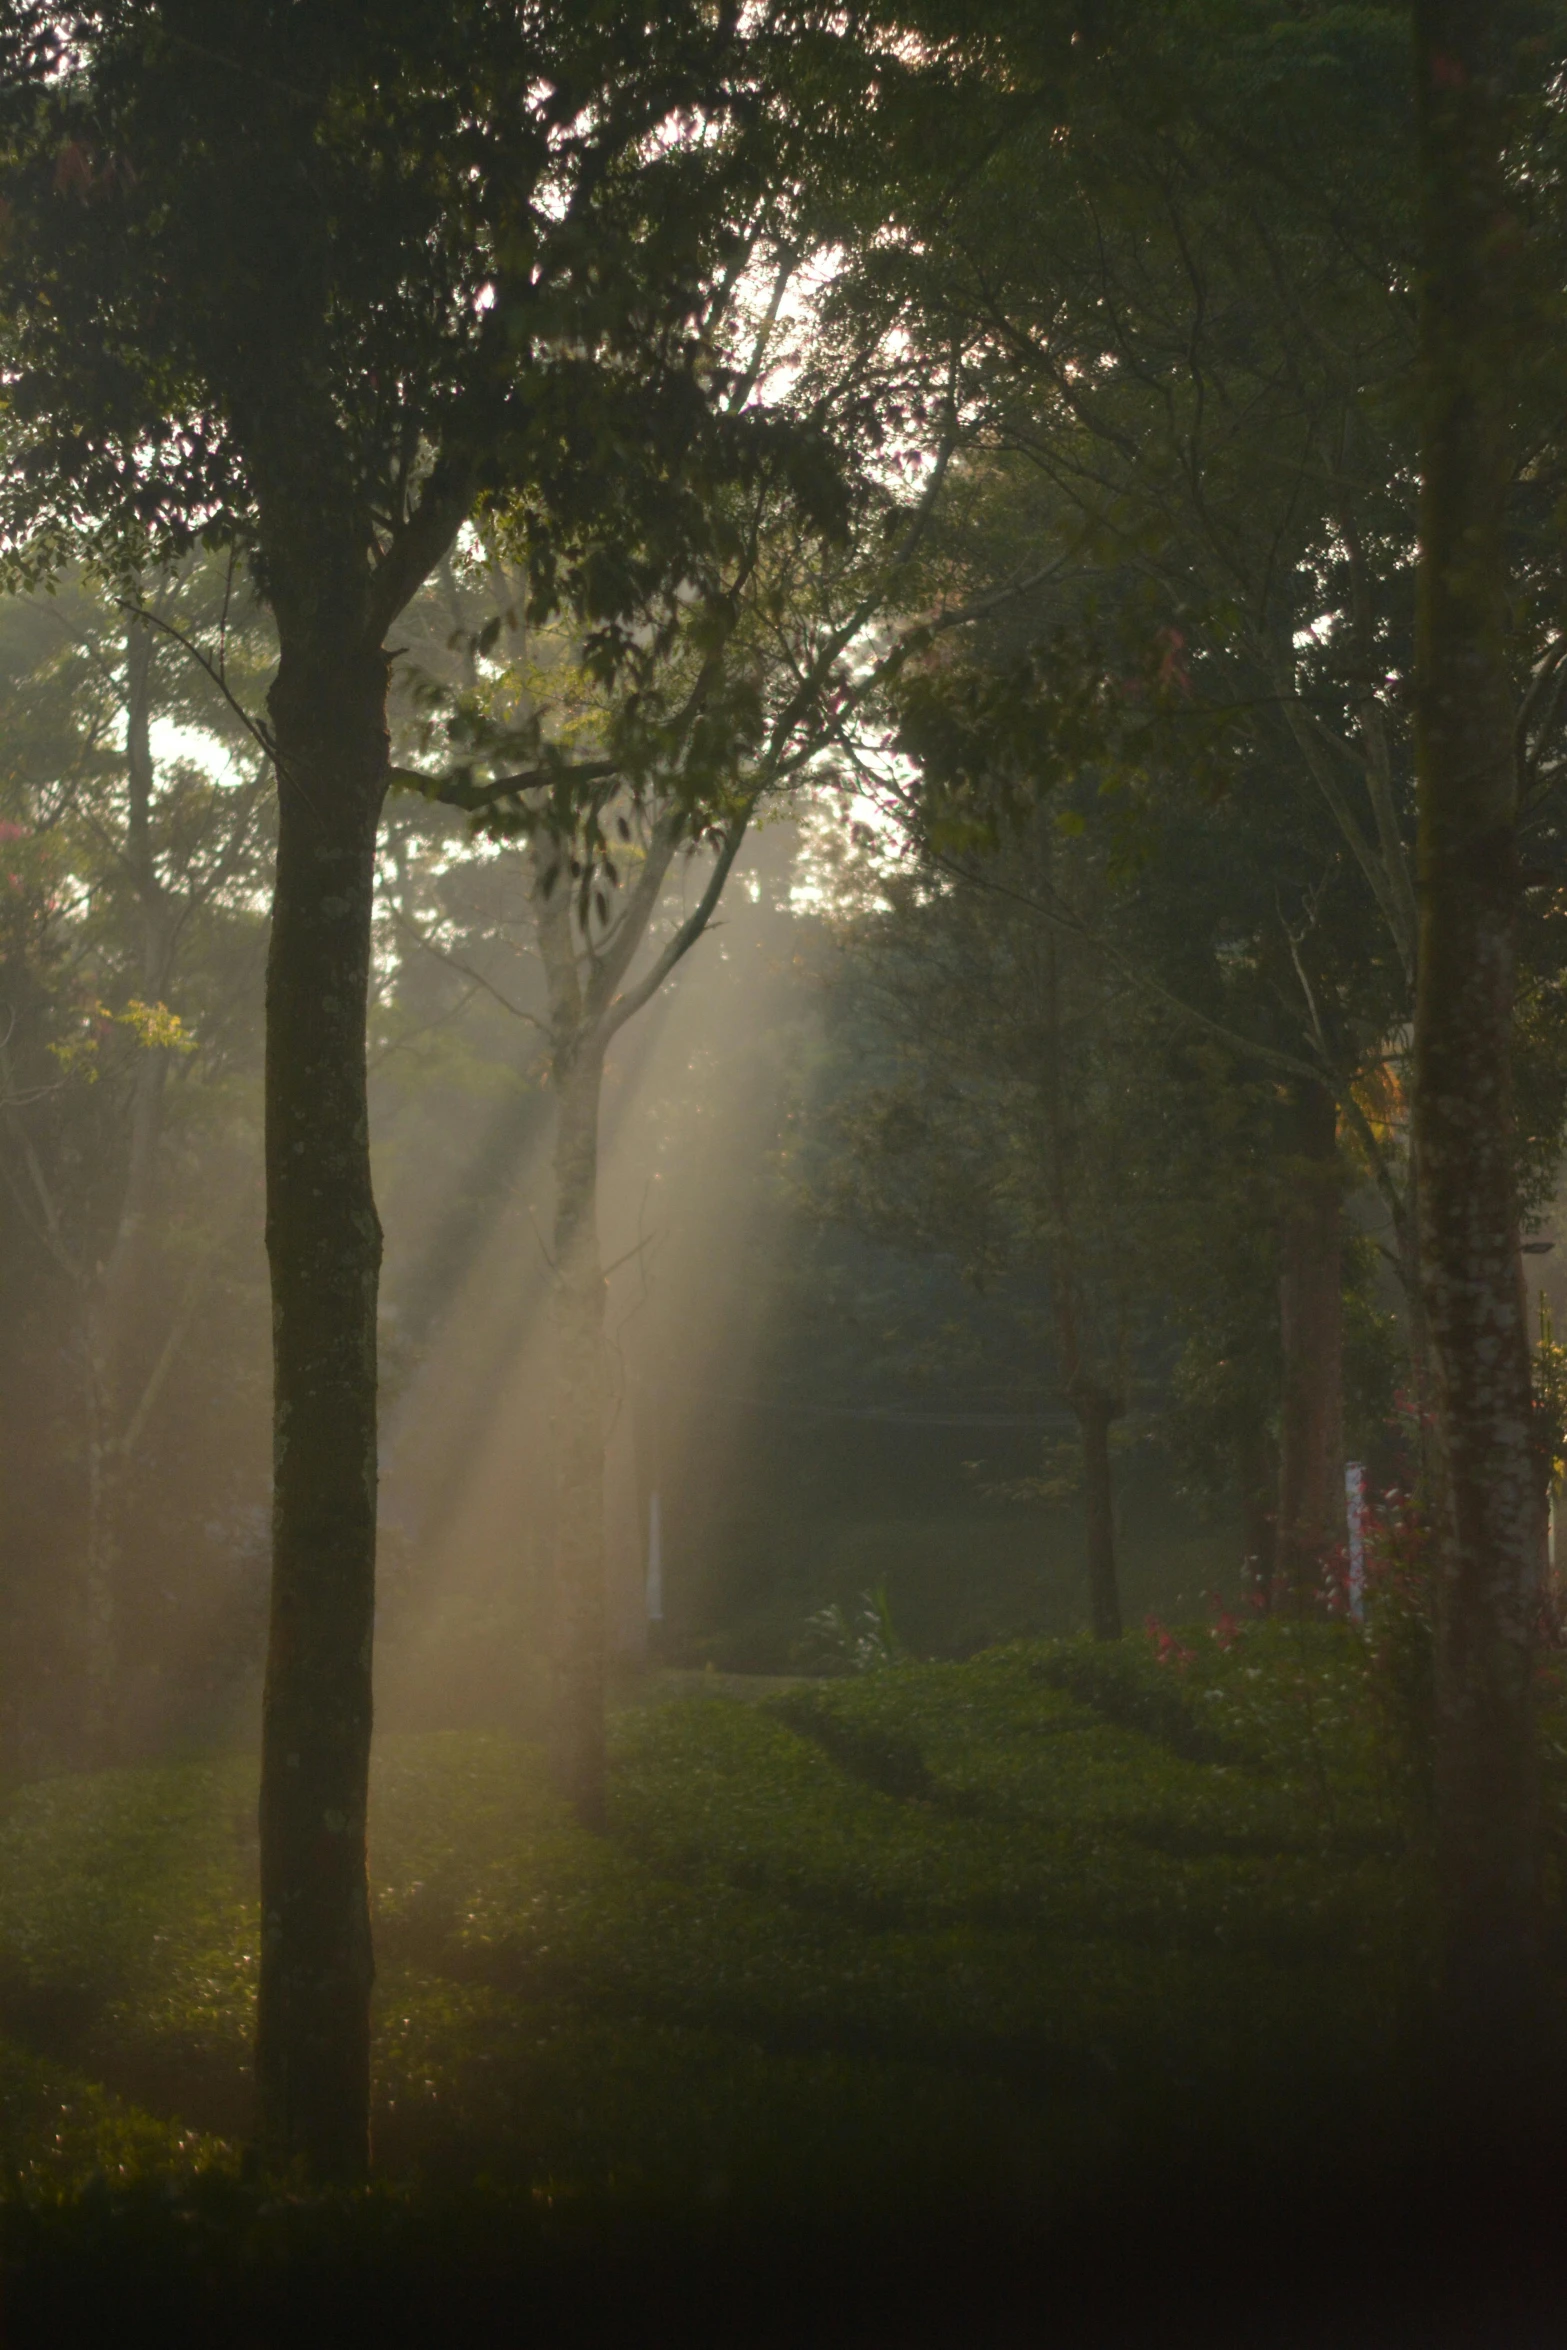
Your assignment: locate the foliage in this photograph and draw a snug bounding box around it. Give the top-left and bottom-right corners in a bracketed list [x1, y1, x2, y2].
[0, 1632, 1449, 2222]
[0, 564, 274, 1767]
[836, 0, 1567, 1363]
[798, 1585, 901, 1676]
[0, 0, 917, 670]
[1026, 1634, 1227, 1767]
[0, 0, 1561, 2253]
[38, 1590, 1567, 2323]
[1355, 1492, 1438, 1820]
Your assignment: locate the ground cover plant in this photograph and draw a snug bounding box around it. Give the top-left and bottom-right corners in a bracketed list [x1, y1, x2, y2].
[3, 1618, 1529, 2340]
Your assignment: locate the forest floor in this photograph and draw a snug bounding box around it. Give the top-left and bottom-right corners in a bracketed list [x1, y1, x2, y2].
[1, 1627, 1565, 2344]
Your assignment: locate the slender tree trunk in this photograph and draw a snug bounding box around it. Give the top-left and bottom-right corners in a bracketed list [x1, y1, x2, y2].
[630, 1362, 659, 1646]
[1275, 1079, 1344, 1608]
[1038, 894, 1126, 1640]
[547, 1035, 609, 1827]
[1239, 1421, 1278, 1609]
[79, 1320, 116, 1761]
[1074, 1385, 1123, 1642]
[78, 616, 178, 1763]
[1396, 1145, 1441, 1498]
[525, 805, 741, 1817]
[255, 635, 389, 2180]
[1529, 1275, 1554, 1593]
[79, 1034, 167, 1759]
[1412, 2, 1540, 2056]
[105, 616, 176, 1342]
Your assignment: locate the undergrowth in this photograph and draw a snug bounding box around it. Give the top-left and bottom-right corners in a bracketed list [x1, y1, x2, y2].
[0, 1623, 1526, 2331]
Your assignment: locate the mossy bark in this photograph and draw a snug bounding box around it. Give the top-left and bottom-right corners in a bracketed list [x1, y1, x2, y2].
[1412, 0, 1541, 2053]
[255, 638, 389, 2180]
[1274, 1080, 1344, 1609]
[1239, 1423, 1278, 1610]
[1039, 895, 1126, 1642]
[1075, 1385, 1123, 1643]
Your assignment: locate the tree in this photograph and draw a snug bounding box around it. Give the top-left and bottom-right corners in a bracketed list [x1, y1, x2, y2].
[383, 579, 759, 1827]
[1411, 0, 1549, 2066]
[838, 1, 1567, 1620]
[387, 355, 953, 1815]
[0, 0, 874, 2176]
[797, 816, 1160, 1640]
[0, 563, 271, 1759]
[870, 0, 1567, 2014]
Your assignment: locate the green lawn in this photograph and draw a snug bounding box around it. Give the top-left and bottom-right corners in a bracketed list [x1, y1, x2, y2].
[0, 1625, 1434, 2220]
[22, 1626, 1567, 2338]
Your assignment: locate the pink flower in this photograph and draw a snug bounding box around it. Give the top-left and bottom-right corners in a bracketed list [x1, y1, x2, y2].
[1144, 1613, 1196, 1672]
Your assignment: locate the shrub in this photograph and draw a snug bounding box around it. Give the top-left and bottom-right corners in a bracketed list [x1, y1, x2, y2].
[798, 1587, 901, 1676]
[1357, 1492, 1436, 1819]
[767, 1686, 933, 1799]
[1025, 1637, 1225, 1764]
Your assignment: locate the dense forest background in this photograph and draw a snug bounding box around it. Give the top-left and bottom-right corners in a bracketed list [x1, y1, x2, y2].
[6, 551, 1562, 1773]
[0, 586, 1293, 1768]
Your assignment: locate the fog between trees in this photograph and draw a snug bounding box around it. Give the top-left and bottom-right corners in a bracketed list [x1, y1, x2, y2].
[1, 3, 1566, 2333]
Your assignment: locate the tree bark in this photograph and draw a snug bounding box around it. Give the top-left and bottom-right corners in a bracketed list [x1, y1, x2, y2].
[80, 615, 179, 1762]
[547, 1033, 609, 1827]
[255, 635, 389, 2180]
[1074, 1385, 1123, 1642]
[79, 1332, 116, 1762]
[1037, 891, 1126, 1640]
[105, 614, 176, 1319]
[1395, 1142, 1441, 1499]
[1274, 1079, 1344, 1608]
[1239, 1421, 1278, 1610]
[1412, 2, 1541, 2055]
[526, 810, 741, 1822]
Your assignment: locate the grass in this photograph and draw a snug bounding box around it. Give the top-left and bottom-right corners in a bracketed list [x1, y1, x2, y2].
[0, 1621, 1542, 2341]
[0, 1627, 1427, 2185]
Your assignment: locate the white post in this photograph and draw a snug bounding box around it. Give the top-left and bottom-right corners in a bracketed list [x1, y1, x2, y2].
[1346, 1461, 1367, 1622]
[645, 1489, 664, 1624]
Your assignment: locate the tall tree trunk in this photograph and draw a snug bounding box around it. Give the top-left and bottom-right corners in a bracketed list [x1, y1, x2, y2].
[1275, 1079, 1344, 1608]
[1396, 1144, 1441, 1498]
[78, 615, 176, 1761]
[1074, 1384, 1123, 1642]
[630, 1361, 662, 1650]
[1239, 1420, 1278, 1610]
[525, 807, 739, 1818]
[79, 1324, 116, 1761]
[547, 1035, 609, 1827]
[104, 616, 177, 1321]
[1412, 3, 1540, 2055]
[255, 636, 389, 2180]
[1039, 893, 1126, 1640]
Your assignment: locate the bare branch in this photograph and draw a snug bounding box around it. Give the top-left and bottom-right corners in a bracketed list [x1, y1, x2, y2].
[602, 807, 752, 1040]
[383, 897, 541, 1027]
[116, 598, 278, 767]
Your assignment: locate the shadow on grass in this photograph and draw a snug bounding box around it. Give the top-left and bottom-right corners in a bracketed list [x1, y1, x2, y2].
[9, 2092, 1567, 2348]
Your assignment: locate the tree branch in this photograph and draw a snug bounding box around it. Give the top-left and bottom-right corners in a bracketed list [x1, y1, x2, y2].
[601, 807, 752, 1040]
